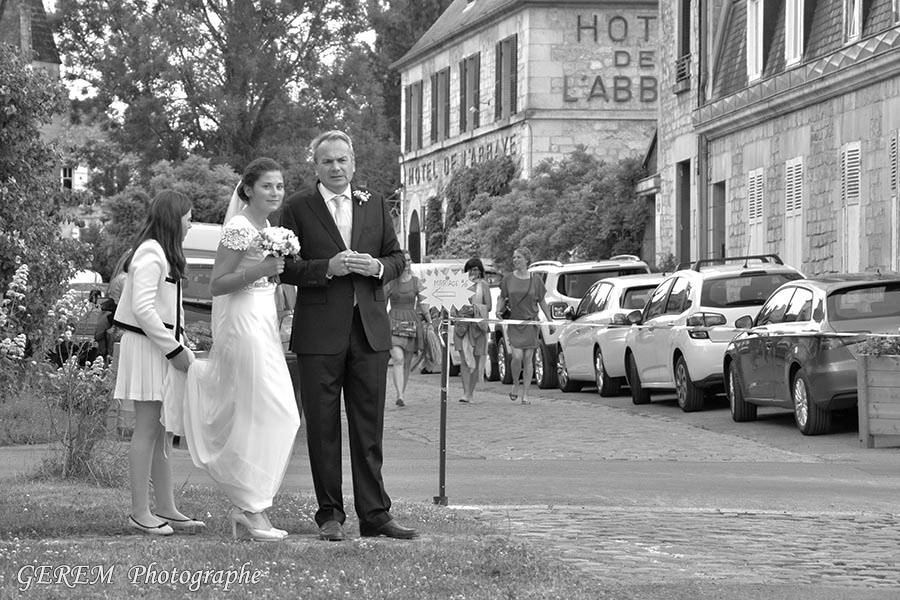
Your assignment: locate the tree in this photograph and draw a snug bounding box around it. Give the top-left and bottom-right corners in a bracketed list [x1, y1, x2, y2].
[147, 156, 238, 224]
[55, 0, 369, 170]
[0, 46, 91, 338]
[369, 0, 453, 142]
[443, 149, 651, 270]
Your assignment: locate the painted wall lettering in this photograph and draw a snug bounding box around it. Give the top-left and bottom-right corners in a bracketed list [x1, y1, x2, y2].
[564, 14, 658, 105]
[402, 135, 518, 187]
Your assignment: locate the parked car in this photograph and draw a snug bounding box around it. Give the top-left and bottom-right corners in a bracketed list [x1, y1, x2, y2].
[181, 223, 294, 350]
[623, 255, 803, 411]
[556, 273, 666, 394]
[490, 256, 652, 387]
[723, 273, 900, 435]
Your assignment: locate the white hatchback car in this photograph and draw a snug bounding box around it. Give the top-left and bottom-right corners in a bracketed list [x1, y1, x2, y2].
[556, 273, 666, 395]
[491, 256, 651, 387]
[623, 255, 803, 411]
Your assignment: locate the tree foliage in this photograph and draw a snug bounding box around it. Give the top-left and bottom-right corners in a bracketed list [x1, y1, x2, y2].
[0, 47, 91, 338]
[443, 149, 651, 271]
[55, 0, 368, 170]
[147, 156, 238, 224]
[368, 0, 454, 142]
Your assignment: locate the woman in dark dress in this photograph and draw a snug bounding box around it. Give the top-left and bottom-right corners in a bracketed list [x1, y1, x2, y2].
[386, 251, 431, 406]
[496, 247, 551, 405]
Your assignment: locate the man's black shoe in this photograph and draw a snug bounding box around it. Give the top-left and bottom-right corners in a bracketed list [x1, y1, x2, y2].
[318, 520, 344, 541]
[359, 519, 418, 539]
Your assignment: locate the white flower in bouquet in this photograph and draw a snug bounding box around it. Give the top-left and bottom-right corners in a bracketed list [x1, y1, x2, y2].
[258, 227, 301, 258]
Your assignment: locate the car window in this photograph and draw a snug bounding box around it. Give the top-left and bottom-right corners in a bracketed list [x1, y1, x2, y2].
[701, 272, 803, 308]
[783, 287, 814, 322]
[184, 263, 214, 303]
[557, 268, 648, 298]
[756, 287, 796, 325]
[644, 279, 675, 320]
[621, 285, 657, 310]
[594, 282, 614, 311]
[827, 282, 900, 321]
[664, 277, 692, 314]
[575, 284, 598, 317]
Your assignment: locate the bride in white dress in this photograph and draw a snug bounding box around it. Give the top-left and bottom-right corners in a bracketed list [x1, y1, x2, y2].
[182, 158, 300, 541]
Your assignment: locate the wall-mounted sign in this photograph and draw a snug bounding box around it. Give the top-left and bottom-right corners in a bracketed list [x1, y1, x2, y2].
[402, 133, 518, 187]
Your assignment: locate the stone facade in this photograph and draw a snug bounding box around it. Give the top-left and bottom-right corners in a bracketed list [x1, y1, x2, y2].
[394, 0, 658, 261]
[655, 0, 900, 275]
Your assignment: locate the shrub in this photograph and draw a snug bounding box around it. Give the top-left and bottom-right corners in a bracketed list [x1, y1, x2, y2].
[856, 335, 900, 356]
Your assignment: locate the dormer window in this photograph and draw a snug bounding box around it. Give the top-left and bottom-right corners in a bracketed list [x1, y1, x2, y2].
[784, 0, 804, 65]
[747, 0, 764, 80]
[844, 0, 862, 42]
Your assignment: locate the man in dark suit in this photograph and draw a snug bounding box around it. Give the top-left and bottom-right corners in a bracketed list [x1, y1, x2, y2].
[279, 130, 417, 541]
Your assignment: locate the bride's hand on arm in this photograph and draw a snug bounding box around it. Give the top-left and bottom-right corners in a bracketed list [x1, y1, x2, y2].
[257, 256, 284, 278]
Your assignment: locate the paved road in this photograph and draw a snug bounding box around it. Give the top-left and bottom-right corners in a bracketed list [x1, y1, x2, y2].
[5, 371, 900, 598]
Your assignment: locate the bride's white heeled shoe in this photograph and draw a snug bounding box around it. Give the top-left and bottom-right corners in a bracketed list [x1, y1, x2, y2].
[229, 508, 285, 542]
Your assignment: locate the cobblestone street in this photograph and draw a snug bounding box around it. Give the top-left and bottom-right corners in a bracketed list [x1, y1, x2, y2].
[377, 373, 900, 593]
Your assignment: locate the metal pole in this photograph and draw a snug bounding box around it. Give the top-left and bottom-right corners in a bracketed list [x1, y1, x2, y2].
[433, 309, 449, 506]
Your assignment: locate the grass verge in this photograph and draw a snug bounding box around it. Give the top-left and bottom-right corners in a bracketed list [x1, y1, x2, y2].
[0, 479, 627, 600]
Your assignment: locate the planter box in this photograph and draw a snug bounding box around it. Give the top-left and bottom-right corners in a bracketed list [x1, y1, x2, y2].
[857, 355, 900, 448]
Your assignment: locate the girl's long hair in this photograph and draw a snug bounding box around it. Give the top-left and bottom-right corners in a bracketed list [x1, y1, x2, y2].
[124, 191, 192, 279]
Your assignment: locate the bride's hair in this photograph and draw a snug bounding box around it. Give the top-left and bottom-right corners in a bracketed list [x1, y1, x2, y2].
[125, 191, 192, 279]
[237, 157, 283, 202]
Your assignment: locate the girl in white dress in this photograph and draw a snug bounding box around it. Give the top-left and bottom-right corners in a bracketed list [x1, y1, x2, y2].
[182, 158, 300, 541]
[113, 191, 204, 536]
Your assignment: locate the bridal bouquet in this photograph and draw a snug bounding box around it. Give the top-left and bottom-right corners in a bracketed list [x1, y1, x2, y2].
[258, 226, 301, 258]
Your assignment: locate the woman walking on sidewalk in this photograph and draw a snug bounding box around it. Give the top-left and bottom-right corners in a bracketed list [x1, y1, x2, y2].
[496, 247, 551, 405]
[454, 257, 492, 403]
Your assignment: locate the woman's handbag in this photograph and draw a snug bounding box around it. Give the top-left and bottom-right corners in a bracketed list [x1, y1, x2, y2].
[391, 319, 418, 338]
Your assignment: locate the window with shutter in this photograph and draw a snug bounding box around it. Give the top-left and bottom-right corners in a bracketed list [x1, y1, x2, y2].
[891, 131, 899, 270]
[430, 68, 450, 144]
[459, 53, 480, 133]
[747, 168, 765, 254]
[784, 157, 804, 268]
[890, 131, 898, 195]
[841, 142, 862, 271]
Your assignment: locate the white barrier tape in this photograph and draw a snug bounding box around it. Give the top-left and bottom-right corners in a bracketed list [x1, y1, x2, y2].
[447, 316, 900, 337]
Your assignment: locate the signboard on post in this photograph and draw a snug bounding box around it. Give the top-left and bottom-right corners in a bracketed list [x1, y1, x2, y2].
[412, 263, 474, 311]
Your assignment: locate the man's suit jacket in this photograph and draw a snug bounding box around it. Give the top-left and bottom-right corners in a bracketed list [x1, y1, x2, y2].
[279, 186, 404, 355]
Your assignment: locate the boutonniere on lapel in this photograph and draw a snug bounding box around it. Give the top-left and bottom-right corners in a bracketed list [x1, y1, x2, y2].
[352, 189, 371, 206]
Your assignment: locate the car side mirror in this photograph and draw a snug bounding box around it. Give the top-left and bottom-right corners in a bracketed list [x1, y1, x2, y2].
[734, 315, 754, 329]
[812, 306, 824, 322]
[611, 313, 629, 326]
[626, 310, 643, 325]
[564, 306, 576, 320]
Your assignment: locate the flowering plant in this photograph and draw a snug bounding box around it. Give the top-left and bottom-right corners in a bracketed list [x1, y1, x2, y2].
[258, 226, 301, 258]
[855, 333, 900, 356]
[352, 189, 371, 206]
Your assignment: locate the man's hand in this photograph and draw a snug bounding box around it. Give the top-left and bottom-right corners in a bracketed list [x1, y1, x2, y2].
[328, 249, 356, 277]
[345, 252, 382, 277]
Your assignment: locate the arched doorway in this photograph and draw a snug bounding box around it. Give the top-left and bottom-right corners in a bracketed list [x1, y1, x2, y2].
[407, 210, 421, 262]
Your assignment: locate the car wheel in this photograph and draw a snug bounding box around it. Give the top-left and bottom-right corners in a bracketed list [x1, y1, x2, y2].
[498, 338, 512, 384]
[727, 362, 757, 422]
[626, 353, 651, 405]
[557, 348, 582, 392]
[674, 356, 704, 412]
[534, 342, 558, 389]
[792, 369, 831, 435]
[594, 348, 622, 397]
